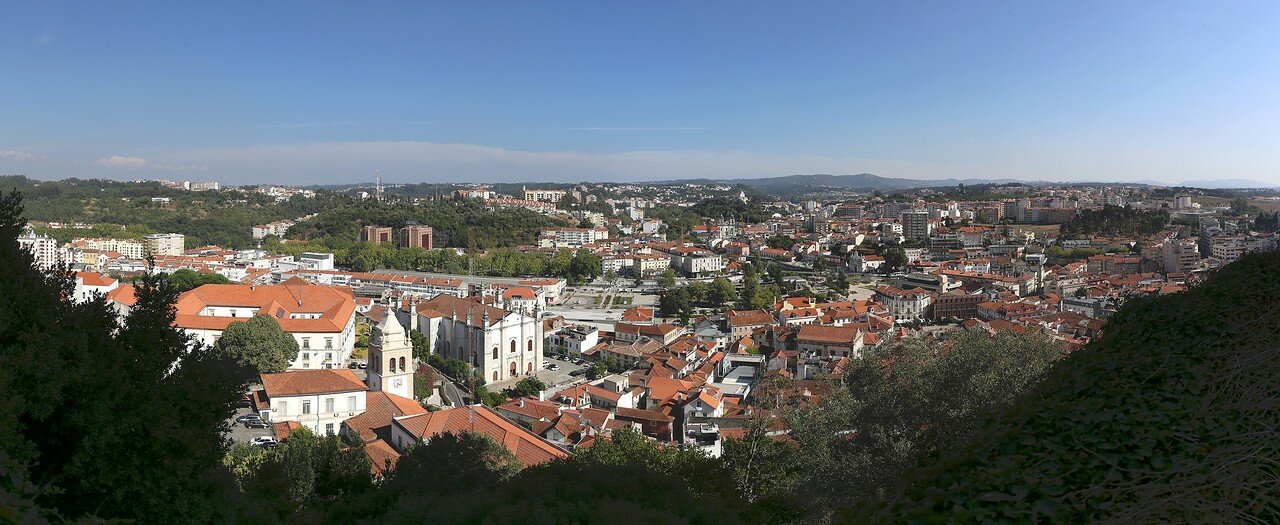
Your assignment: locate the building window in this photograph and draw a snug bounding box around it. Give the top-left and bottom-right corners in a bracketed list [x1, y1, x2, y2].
[510, 340, 516, 354]
[325, 398, 334, 413]
[302, 401, 311, 414]
[302, 338, 310, 349]
[399, 356, 405, 371]
[325, 338, 333, 349]
[492, 347, 498, 360]
[325, 423, 334, 436]
[278, 401, 287, 415]
[348, 396, 356, 412]
[527, 340, 533, 353]
[389, 358, 396, 373]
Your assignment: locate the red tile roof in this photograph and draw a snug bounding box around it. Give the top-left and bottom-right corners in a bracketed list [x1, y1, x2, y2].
[174, 281, 355, 333]
[393, 405, 567, 468]
[260, 369, 367, 397]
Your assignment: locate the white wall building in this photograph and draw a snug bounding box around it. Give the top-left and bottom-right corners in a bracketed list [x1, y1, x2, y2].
[258, 369, 367, 436]
[415, 294, 542, 383]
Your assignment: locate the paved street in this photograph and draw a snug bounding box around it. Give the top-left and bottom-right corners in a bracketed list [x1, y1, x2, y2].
[487, 354, 587, 394]
[226, 405, 273, 444]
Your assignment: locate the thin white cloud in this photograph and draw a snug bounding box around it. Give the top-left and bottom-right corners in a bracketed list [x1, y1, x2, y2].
[0, 150, 46, 161]
[92, 155, 207, 172]
[94, 155, 149, 168]
[248, 121, 359, 129]
[567, 126, 708, 132]
[162, 140, 1015, 185]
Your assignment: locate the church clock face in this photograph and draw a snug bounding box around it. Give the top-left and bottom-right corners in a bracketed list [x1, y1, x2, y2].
[392, 378, 404, 389]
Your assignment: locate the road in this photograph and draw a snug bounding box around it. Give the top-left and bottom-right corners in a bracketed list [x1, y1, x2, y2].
[226, 405, 273, 444]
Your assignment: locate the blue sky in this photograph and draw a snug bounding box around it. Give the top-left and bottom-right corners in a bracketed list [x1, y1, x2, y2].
[2, 1, 1278, 185]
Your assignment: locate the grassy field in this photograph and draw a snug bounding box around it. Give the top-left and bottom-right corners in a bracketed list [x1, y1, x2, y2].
[612, 296, 633, 306]
[1194, 196, 1280, 213]
[1009, 224, 1061, 240]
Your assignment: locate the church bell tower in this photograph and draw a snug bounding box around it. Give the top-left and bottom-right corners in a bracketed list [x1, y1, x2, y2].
[368, 306, 414, 399]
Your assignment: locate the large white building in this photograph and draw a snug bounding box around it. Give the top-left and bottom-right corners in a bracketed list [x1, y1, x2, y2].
[174, 279, 357, 369]
[145, 233, 185, 256]
[524, 188, 566, 203]
[415, 294, 542, 383]
[72, 237, 147, 259]
[539, 227, 608, 248]
[874, 285, 935, 322]
[257, 369, 367, 436]
[901, 209, 932, 242]
[17, 232, 60, 270]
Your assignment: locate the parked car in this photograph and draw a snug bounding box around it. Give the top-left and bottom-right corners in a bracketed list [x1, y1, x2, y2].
[347, 361, 359, 369]
[358, 362, 368, 369]
[244, 419, 269, 429]
[236, 413, 262, 423]
[548, 364, 560, 371]
[250, 436, 277, 446]
[569, 369, 587, 377]
[236, 395, 253, 408]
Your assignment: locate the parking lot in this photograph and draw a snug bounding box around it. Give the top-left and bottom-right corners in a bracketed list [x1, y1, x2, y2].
[487, 354, 588, 395]
[226, 405, 273, 444]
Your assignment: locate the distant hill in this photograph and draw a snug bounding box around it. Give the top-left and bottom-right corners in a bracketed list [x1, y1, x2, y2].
[1179, 178, 1279, 189]
[658, 173, 1033, 193]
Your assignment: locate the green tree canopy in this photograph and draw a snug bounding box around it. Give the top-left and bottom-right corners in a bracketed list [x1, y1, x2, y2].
[0, 189, 256, 522]
[215, 314, 300, 374]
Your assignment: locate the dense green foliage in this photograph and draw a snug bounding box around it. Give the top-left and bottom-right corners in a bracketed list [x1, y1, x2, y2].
[225, 428, 372, 520]
[0, 189, 256, 522]
[214, 314, 301, 374]
[286, 198, 568, 250]
[1060, 205, 1169, 238]
[860, 252, 1280, 523]
[160, 267, 232, 292]
[2, 175, 332, 248]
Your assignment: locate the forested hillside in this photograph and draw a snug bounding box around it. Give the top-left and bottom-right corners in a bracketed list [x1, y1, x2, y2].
[852, 252, 1280, 523]
[1, 175, 333, 248]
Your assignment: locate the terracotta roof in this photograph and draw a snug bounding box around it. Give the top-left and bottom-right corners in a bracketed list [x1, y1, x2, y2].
[502, 286, 538, 300]
[620, 306, 655, 323]
[725, 309, 774, 327]
[260, 369, 367, 397]
[415, 294, 509, 328]
[105, 284, 137, 306]
[797, 325, 861, 345]
[174, 281, 355, 333]
[495, 397, 563, 421]
[393, 405, 567, 468]
[272, 420, 301, 441]
[614, 406, 674, 423]
[343, 391, 428, 443]
[76, 272, 116, 287]
[365, 438, 400, 476]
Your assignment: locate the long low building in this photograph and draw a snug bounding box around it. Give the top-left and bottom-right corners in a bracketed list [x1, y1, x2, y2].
[174, 277, 357, 369]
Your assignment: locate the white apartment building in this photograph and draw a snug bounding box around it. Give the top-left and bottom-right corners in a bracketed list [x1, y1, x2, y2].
[901, 209, 932, 242]
[547, 324, 600, 356]
[540, 227, 609, 248]
[1161, 239, 1201, 273]
[252, 221, 295, 240]
[524, 188, 566, 203]
[145, 233, 185, 256]
[17, 232, 60, 270]
[874, 285, 935, 321]
[258, 369, 367, 436]
[73, 237, 147, 259]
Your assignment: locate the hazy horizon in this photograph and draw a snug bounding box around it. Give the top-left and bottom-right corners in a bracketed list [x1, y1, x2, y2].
[3, 2, 1278, 186]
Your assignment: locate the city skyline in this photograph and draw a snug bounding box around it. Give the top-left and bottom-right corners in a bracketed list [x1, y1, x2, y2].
[3, 1, 1279, 186]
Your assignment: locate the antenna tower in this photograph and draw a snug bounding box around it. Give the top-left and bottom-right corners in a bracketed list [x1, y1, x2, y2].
[376, 170, 383, 203]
